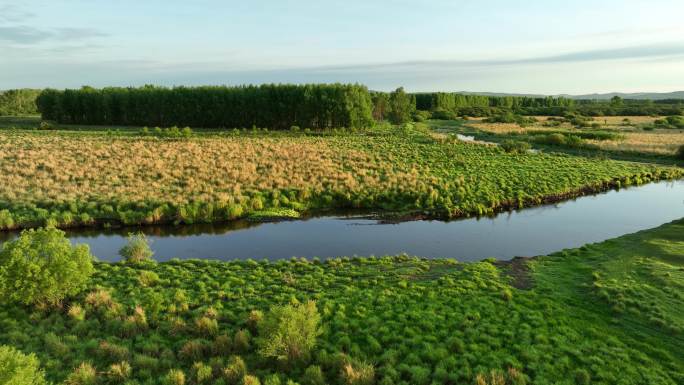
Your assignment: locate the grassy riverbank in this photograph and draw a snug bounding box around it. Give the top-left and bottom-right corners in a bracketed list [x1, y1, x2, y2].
[0, 123, 680, 230]
[1, 219, 682, 384]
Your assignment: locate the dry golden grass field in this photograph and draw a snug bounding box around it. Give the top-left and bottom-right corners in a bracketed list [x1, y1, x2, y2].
[465, 116, 684, 155]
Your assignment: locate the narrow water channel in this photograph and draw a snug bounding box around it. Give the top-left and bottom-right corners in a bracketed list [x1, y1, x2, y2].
[1, 180, 683, 262]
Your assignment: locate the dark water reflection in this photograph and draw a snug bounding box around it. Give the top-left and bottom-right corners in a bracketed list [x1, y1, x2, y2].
[1, 180, 683, 262]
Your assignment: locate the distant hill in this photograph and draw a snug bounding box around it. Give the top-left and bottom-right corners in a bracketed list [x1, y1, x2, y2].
[458, 91, 684, 100]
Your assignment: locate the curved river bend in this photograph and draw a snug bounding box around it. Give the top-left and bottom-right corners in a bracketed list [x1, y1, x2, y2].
[1, 180, 683, 262]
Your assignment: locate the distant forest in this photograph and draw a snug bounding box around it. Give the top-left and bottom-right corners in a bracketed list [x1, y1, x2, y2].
[1, 85, 683, 128]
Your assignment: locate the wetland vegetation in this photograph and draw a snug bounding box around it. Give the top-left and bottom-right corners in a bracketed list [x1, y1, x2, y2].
[1, 220, 683, 384]
[1, 84, 683, 385]
[0, 114, 681, 231]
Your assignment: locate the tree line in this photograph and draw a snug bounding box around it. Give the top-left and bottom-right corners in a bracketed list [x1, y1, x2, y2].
[0, 89, 41, 115]
[9, 84, 684, 128]
[36, 84, 375, 129]
[410, 92, 683, 118]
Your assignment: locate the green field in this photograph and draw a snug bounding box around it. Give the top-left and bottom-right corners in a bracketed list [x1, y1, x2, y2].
[1, 220, 683, 384]
[0, 118, 680, 230]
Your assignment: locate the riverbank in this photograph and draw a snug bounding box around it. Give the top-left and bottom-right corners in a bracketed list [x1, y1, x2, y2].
[1, 219, 682, 384]
[3, 179, 683, 262]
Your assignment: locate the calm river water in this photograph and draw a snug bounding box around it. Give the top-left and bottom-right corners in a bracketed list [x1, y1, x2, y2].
[1, 180, 683, 262]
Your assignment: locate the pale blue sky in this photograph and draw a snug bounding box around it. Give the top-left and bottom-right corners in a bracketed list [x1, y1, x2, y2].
[2, 0, 684, 93]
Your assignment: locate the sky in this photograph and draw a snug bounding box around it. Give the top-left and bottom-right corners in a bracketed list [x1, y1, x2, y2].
[1, 0, 684, 94]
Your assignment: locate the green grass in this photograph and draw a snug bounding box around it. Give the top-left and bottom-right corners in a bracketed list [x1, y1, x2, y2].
[1, 220, 683, 384]
[248, 208, 301, 220]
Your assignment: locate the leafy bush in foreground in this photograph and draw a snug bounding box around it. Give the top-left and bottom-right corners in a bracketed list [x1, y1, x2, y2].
[0, 345, 47, 385]
[0, 227, 94, 306]
[257, 300, 322, 364]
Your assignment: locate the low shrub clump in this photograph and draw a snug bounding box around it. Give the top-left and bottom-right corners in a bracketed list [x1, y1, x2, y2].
[500, 140, 531, 154]
[119, 232, 154, 264]
[655, 116, 684, 129]
[141, 126, 193, 138]
[484, 112, 536, 126]
[532, 133, 585, 147]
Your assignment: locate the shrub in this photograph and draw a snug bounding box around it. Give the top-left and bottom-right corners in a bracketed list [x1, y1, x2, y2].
[212, 334, 233, 355]
[223, 355, 247, 384]
[247, 309, 264, 332]
[411, 110, 432, 122]
[475, 370, 506, 385]
[243, 374, 262, 385]
[138, 270, 161, 286]
[68, 304, 86, 321]
[665, 115, 684, 128]
[301, 365, 326, 385]
[164, 369, 186, 385]
[256, 300, 322, 363]
[574, 369, 590, 385]
[430, 108, 458, 120]
[0, 227, 94, 306]
[192, 362, 213, 384]
[38, 120, 53, 130]
[234, 329, 251, 353]
[340, 360, 375, 385]
[179, 340, 205, 362]
[500, 140, 531, 154]
[0, 345, 47, 385]
[264, 374, 282, 385]
[64, 362, 97, 385]
[119, 232, 154, 264]
[677, 145, 684, 160]
[195, 316, 219, 337]
[484, 112, 535, 126]
[108, 361, 132, 380]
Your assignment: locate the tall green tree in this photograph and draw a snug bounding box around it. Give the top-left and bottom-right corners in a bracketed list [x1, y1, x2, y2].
[388, 87, 414, 124]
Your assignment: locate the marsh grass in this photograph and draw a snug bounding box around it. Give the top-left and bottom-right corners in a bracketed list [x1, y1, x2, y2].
[0, 129, 679, 230]
[1, 220, 683, 384]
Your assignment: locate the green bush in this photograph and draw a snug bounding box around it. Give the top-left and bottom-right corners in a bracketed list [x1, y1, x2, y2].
[500, 140, 531, 154]
[665, 116, 684, 128]
[257, 300, 321, 363]
[0, 227, 94, 306]
[64, 362, 98, 385]
[411, 110, 432, 122]
[301, 365, 326, 385]
[533, 133, 585, 148]
[340, 360, 375, 385]
[677, 145, 684, 160]
[164, 369, 186, 385]
[430, 108, 458, 120]
[484, 112, 535, 126]
[0, 345, 47, 385]
[119, 232, 154, 264]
